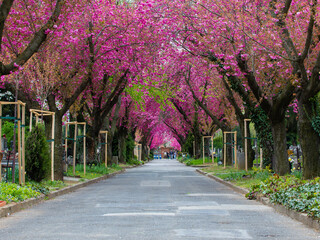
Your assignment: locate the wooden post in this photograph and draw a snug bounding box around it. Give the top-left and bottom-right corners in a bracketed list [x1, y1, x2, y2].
[211, 136, 214, 164]
[51, 114, 55, 181]
[105, 132, 108, 167]
[22, 104, 25, 184]
[202, 137, 205, 164]
[223, 132, 226, 168]
[17, 103, 21, 185]
[260, 147, 263, 168]
[29, 111, 32, 131]
[83, 124, 86, 175]
[73, 124, 77, 176]
[0, 104, 2, 182]
[244, 119, 250, 171]
[193, 141, 195, 158]
[234, 131, 237, 168]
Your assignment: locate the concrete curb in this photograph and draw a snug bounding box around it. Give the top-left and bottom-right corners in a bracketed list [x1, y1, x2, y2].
[0, 169, 125, 219]
[196, 169, 320, 231]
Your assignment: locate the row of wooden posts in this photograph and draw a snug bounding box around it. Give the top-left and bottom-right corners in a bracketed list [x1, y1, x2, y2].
[194, 119, 263, 171]
[0, 101, 110, 185]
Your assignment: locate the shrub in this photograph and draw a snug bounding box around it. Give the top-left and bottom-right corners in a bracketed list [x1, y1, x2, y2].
[25, 124, 51, 182]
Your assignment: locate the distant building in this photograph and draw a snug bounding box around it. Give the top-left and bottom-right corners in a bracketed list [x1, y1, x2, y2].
[160, 146, 174, 158]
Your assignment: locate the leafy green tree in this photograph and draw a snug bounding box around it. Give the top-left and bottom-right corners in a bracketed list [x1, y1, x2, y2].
[25, 124, 50, 182]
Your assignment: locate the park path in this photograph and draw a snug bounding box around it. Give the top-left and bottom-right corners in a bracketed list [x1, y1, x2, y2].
[0, 159, 319, 240]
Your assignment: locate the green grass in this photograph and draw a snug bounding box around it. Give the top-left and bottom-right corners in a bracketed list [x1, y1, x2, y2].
[202, 165, 272, 189]
[181, 157, 215, 166]
[65, 164, 122, 179]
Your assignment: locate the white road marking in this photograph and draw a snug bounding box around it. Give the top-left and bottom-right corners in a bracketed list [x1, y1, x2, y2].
[174, 229, 252, 239]
[178, 204, 271, 211]
[140, 180, 171, 187]
[102, 212, 175, 217]
[163, 175, 202, 178]
[187, 193, 239, 197]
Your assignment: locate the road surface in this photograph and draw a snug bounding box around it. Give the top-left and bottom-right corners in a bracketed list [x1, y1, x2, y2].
[0, 159, 319, 239]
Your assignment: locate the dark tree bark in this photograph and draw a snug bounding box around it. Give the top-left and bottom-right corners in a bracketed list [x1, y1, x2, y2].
[85, 72, 128, 162]
[298, 96, 320, 178]
[118, 126, 127, 163]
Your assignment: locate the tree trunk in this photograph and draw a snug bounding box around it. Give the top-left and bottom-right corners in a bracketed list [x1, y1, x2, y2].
[118, 127, 127, 163]
[298, 99, 320, 179]
[271, 119, 290, 175]
[107, 131, 114, 166]
[53, 114, 64, 180]
[223, 132, 233, 165]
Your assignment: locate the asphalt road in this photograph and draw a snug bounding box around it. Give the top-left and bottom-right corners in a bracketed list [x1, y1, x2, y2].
[0, 159, 319, 240]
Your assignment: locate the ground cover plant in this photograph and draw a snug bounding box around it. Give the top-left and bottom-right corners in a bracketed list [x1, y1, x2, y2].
[0, 181, 67, 203]
[247, 175, 320, 219]
[202, 165, 320, 219]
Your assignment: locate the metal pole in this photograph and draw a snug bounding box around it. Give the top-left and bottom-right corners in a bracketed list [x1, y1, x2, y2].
[65, 123, 68, 173]
[202, 137, 205, 164]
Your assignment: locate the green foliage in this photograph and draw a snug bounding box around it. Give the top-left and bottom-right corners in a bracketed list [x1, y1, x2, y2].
[247, 175, 320, 219]
[25, 124, 51, 182]
[182, 132, 194, 156]
[249, 106, 273, 167]
[0, 182, 41, 202]
[212, 133, 223, 149]
[2, 121, 14, 149]
[311, 116, 320, 137]
[127, 157, 142, 165]
[125, 133, 135, 162]
[309, 93, 320, 137]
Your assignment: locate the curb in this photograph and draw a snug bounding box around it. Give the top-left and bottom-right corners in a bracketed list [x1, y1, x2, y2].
[196, 169, 320, 231]
[0, 169, 125, 219]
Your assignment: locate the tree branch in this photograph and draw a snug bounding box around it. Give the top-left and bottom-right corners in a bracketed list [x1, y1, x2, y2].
[0, 0, 14, 52]
[0, 0, 63, 75]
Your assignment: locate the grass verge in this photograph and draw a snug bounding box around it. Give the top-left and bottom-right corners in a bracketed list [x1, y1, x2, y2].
[64, 163, 122, 180]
